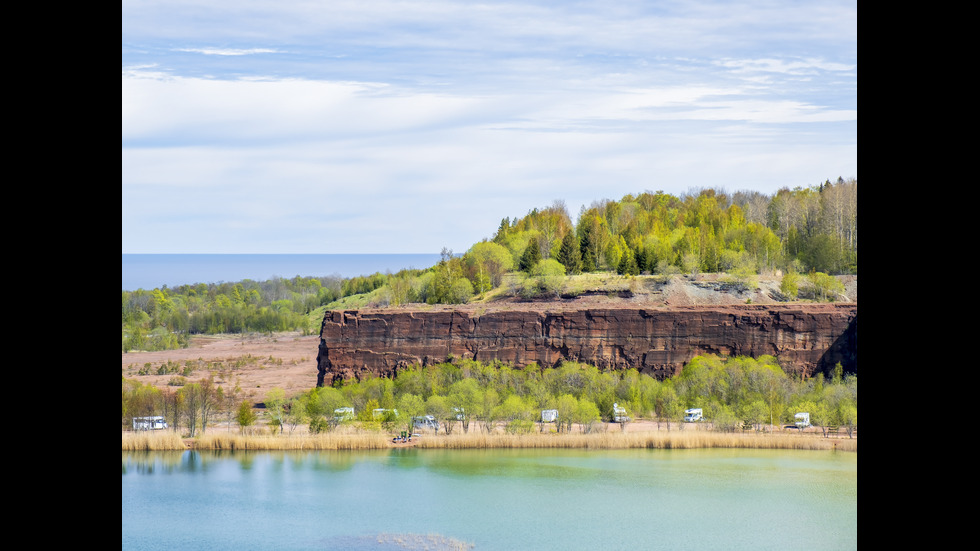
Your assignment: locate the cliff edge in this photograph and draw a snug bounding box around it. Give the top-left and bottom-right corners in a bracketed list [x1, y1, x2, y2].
[316, 274, 857, 385]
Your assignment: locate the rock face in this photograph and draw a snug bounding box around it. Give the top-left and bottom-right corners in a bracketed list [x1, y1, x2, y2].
[316, 304, 857, 386]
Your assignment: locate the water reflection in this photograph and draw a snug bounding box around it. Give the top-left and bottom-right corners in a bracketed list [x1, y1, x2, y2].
[123, 448, 856, 551]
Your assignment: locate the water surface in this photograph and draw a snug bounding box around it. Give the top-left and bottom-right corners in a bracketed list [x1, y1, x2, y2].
[121, 254, 442, 291]
[122, 448, 856, 550]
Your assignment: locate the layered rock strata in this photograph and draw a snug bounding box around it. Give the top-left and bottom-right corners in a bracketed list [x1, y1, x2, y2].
[316, 304, 857, 386]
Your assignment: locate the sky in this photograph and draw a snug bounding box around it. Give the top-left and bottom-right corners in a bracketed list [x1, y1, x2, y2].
[122, 1, 856, 255]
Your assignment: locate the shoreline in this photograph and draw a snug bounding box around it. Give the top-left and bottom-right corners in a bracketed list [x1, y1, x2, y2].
[123, 425, 856, 453]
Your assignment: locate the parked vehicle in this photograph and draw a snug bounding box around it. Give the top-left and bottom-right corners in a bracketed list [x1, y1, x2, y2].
[373, 408, 399, 420]
[612, 403, 630, 423]
[794, 412, 811, 429]
[683, 408, 703, 422]
[333, 407, 354, 422]
[413, 415, 440, 431]
[133, 416, 168, 431]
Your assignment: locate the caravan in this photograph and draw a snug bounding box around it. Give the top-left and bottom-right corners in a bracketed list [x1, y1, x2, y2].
[683, 408, 703, 422]
[333, 407, 354, 422]
[413, 415, 440, 431]
[132, 416, 168, 431]
[612, 403, 630, 423]
[794, 412, 811, 429]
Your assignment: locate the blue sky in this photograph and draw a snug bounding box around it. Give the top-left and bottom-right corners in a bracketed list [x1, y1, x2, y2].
[122, 1, 856, 254]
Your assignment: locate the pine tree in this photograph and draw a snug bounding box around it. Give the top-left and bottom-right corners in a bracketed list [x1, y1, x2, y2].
[580, 230, 597, 272]
[556, 232, 582, 275]
[617, 245, 639, 276]
[518, 238, 541, 273]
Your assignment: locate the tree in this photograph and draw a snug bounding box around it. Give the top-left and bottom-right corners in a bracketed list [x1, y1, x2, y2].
[556, 394, 579, 433]
[397, 393, 425, 434]
[464, 241, 514, 288]
[518, 238, 541, 273]
[575, 398, 602, 433]
[264, 388, 288, 435]
[578, 211, 610, 271]
[180, 383, 201, 437]
[780, 270, 800, 299]
[806, 272, 845, 301]
[236, 400, 257, 433]
[498, 394, 534, 434]
[448, 378, 480, 433]
[741, 399, 769, 431]
[617, 245, 639, 276]
[529, 258, 566, 298]
[425, 395, 453, 434]
[478, 388, 501, 434]
[284, 397, 306, 435]
[198, 375, 219, 435]
[426, 249, 474, 304]
[556, 231, 582, 275]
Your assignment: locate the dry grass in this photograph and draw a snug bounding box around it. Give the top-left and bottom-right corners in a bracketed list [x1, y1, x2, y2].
[122, 431, 188, 451]
[412, 430, 855, 451]
[123, 428, 855, 452]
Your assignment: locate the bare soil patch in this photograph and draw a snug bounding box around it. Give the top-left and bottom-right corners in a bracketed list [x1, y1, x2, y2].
[121, 332, 321, 403]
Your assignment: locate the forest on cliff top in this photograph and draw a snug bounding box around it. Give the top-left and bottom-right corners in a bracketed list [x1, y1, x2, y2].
[122, 179, 857, 352]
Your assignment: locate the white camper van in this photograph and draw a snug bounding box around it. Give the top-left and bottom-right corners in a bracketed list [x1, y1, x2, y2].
[333, 407, 354, 422]
[132, 416, 168, 431]
[794, 412, 811, 429]
[413, 415, 440, 431]
[612, 403, 630, 423]
[683, 408, 703, 422]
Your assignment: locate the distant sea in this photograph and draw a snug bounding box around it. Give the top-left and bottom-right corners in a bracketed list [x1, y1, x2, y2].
[121, 254, 442, 291]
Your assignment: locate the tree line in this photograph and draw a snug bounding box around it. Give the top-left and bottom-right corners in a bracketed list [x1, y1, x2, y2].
[495, 179, 856, 278]
[123, 354, 857, 438]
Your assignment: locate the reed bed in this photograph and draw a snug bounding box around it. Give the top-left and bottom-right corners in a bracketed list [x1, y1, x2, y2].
[124, 428, 855, 452]
[412, 430, 855, 451]
[122, 430, 188, 451]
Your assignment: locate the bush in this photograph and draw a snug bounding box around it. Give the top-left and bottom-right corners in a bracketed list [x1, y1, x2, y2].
[711, 405, 740, 433]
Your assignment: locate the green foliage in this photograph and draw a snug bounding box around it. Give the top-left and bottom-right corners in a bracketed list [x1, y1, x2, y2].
[423, 249, 474, 304]
[236, 400, 257, 431]
[463, 241, 513, 292]
[518, 238, 542, 273]
[264, 387, 288, 435]
[780, 270, 800, 299]
[616, 244, 640, 276]
[556, 231, 582, 275]
[803, 271, 846, 301]
[524, 259, 566, 298]
[126, 351, 855, 438]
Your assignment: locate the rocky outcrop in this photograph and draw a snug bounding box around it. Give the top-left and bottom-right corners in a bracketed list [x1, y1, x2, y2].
[316, 304, 857, 386]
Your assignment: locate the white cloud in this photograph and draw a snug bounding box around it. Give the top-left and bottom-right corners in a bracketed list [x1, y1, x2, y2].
[122, 0, 857, 254]
[173, 47, 281, 56]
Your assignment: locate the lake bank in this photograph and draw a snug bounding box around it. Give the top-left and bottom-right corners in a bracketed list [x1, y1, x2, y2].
[123, 425, 856, 453]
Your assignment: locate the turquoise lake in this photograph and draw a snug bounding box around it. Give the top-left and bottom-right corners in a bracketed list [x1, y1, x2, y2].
[122, 448, 857, 550]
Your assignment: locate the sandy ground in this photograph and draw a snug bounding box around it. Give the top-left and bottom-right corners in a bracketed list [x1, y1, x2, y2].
[122, 331, 321, 404]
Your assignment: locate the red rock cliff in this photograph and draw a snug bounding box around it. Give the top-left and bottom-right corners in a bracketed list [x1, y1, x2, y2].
[316, 304, 856, 385]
